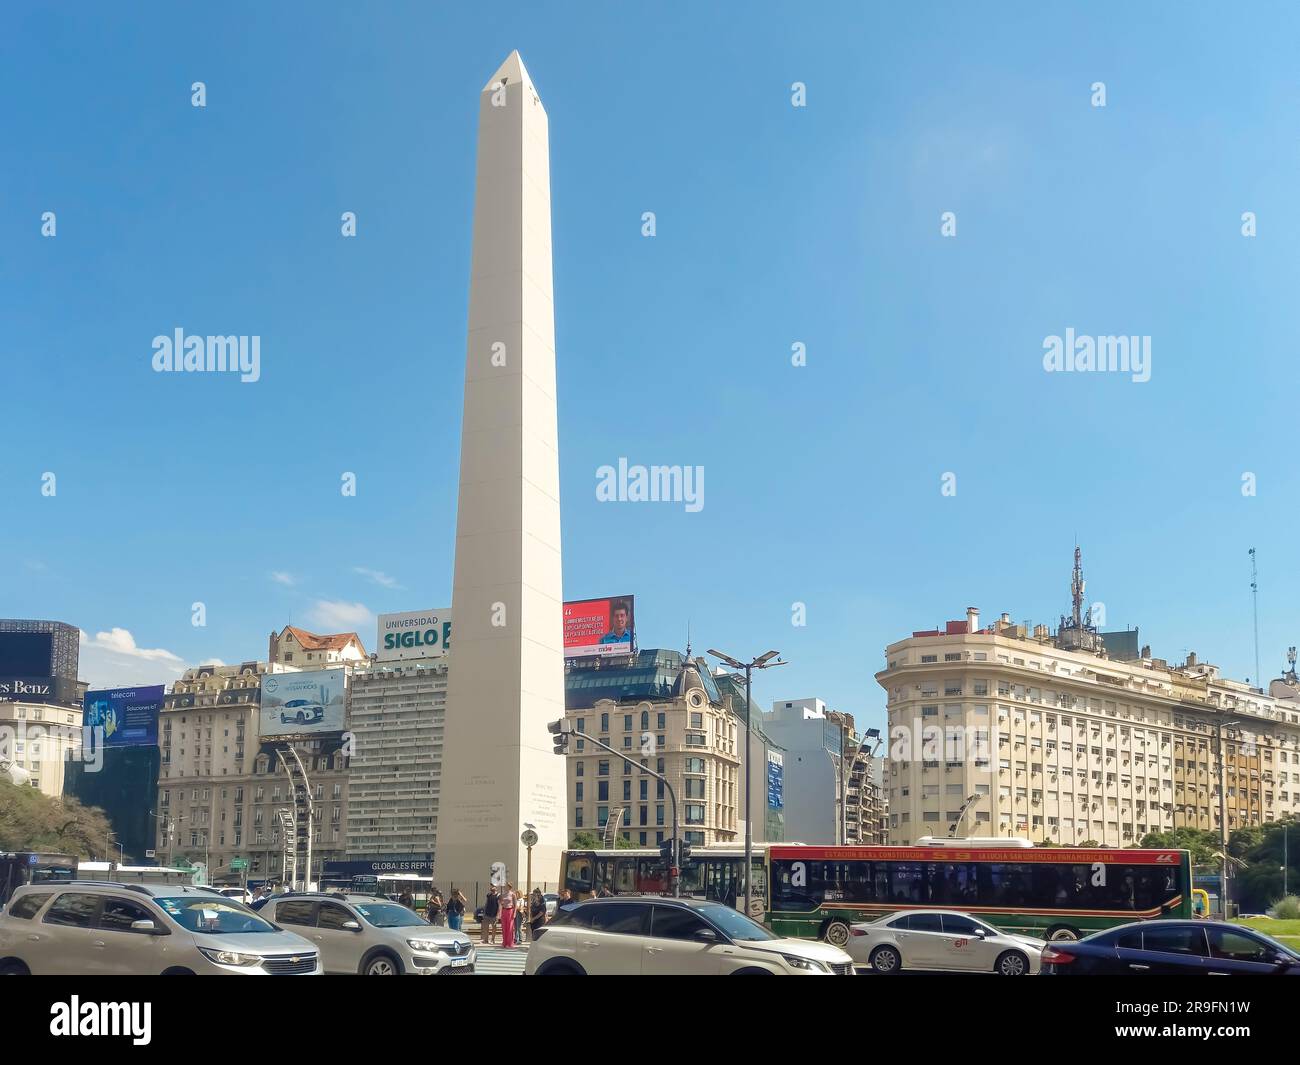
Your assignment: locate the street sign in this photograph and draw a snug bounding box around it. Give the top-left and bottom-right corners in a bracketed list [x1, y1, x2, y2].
[520, 829, 538, 848]
[145, 850, 156, 859]
[230, 858, 248, 871]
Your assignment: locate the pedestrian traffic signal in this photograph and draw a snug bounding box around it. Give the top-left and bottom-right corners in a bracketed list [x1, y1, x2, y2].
[548, 719, 572, 755]
[679, 840, 692, 862]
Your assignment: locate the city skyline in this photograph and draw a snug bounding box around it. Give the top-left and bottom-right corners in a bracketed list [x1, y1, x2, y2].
[6, 2, 1299, 735]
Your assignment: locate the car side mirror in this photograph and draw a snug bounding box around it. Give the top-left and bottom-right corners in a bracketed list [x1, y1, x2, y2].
[130, 919, 160, 934]
[343, 920, 362, 932]
[973, 929, 987, 939]
[693, 928, 719, 943]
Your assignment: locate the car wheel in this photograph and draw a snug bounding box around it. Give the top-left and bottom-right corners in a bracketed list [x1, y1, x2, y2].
[0, 960, 30, 975]
[536, 959, 585, 975]
[1046, 925, 1081, 942]
[823, 920, 851, 947]
[362, 952, 401, 976]
[995, 950, 1029, 976]
[869, 945, 902, 973]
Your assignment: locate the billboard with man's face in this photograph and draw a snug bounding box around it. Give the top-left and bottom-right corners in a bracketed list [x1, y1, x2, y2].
[563, 596, 635, 658]
[259, 668, 346, 737]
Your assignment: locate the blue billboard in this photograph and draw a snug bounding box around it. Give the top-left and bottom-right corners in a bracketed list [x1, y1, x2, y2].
[83, 685, 164, 748]
[766, 753, 784, 810]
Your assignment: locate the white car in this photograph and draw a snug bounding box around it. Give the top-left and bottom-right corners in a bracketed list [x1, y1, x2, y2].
[848, 910, 1043, 975]
[526, 897, 854, 976]
[217, 887, 253, 905]
[263, 893, 475, 975]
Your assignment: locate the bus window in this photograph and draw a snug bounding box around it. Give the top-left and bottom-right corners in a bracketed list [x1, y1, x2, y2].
[564, 854, 595, 895]
[615, 857, 639, 894]
[634, 857, 665, 894]
[678, 857, 705, 897]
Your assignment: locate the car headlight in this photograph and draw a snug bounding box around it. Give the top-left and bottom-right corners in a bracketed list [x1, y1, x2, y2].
[406, 939, 445, 952]
[781, 954, 830, 973]
[198, 947, 263, 967]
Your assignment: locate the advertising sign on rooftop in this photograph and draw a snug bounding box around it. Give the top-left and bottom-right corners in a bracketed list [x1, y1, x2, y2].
[563, 596, 635, 659]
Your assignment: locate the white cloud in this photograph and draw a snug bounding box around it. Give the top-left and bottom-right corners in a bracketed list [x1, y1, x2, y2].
[79, 628, 188, 689]
[306, 600, 374, 632]
[354, 566, 402, 590]
[270, 571, 297, 586]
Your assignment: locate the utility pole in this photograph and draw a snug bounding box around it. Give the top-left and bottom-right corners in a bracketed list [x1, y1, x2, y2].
[1215, 716, 1240, 919]
[1249, 549, 1260, 690]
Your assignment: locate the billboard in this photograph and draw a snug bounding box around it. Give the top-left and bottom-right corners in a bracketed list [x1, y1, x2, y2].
[563, 596, 635, 658]
[259, 668, 346, 737]
[83, 686, 164, 747]
[0, 632, 53, 676]
[376, 610, 451, 663]
[767, 751, 785, 810]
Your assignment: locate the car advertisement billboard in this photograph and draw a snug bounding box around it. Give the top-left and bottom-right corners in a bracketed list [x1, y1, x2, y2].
[259, 668, 346, 737]
[376, 610, 451, 663]
[82, 686, 164, 747]
[563, 596, 635, 658]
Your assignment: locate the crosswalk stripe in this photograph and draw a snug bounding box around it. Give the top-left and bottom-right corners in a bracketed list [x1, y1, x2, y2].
[473, 945, 529, 975]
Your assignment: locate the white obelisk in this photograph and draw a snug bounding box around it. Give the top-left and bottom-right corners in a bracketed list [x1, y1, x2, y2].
[437, 52, 567, 893]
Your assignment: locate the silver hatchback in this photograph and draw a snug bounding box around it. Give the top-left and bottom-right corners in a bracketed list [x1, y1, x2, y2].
[262, 893, 476, 975]
[0, 882, 321, 975]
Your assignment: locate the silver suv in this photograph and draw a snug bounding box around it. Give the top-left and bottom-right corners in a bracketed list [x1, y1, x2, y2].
[0, 881, 321, 975]
[262, 893, 476, 975]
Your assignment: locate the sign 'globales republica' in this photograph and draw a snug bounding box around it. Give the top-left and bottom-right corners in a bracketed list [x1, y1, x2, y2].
[376, 610, 452, 663]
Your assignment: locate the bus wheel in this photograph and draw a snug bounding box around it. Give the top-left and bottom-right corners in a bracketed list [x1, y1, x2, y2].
[823, 920, 851, 947]
[869, 945, 901, 973]
[1046, 925, 1080, 942]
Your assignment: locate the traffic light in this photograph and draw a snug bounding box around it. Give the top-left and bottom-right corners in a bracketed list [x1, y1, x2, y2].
[659, 839, 674, 864]
[679, 839, 692, 862]
[548, 719, 572, 755]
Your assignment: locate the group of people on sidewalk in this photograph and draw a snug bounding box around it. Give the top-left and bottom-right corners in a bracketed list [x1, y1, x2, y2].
[479, 885, 575, 947]
[396, 887, 469, 930]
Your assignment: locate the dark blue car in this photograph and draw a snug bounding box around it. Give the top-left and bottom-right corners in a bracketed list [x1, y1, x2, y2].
[1042, 920, 1300, 975]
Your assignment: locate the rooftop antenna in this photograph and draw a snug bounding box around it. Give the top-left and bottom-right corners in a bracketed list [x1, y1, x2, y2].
[685, 620, 692, 661]
[1071, 544, 1085, 631]
[1249, 548, 1260, 688]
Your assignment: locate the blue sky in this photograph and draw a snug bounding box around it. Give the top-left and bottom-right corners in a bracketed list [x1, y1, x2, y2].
[3, 2, 1298, 732]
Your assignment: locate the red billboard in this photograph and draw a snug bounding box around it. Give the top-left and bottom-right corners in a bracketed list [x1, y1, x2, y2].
[563, 596, 635, 658]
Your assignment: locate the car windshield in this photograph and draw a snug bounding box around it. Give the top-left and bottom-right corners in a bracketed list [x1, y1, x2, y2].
[353, 903, 427, 929]
[692, 902, 778, 941]
[156, 897, 277, 935]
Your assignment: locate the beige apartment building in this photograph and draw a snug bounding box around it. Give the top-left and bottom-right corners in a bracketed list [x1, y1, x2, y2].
[156, 644, 355, 883]
[0, 698, 84, 797]
[563, 652, 743, 847]
[878, 608, 1300, 847]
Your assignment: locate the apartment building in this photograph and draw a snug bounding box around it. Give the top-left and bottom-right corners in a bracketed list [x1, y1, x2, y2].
[877, 607, 1300, 846]
[346, 657, 446, 858]
[156, 649, 353, 883]
[563, 650, 745, 848]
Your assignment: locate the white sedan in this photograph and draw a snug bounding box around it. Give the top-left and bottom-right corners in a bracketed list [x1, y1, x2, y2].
[847, 910, 1043, 975]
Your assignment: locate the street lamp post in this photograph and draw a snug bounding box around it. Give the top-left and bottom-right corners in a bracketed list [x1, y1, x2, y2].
[707, 648, 786, 920]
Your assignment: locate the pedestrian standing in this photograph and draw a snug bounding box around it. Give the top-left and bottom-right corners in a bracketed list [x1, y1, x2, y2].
[529, 888, 548, 939]
[428, 888, 445, 926]
[483, 885, 500, 945]
[500, 883, 518, 948]
[447, 889, 466, 931]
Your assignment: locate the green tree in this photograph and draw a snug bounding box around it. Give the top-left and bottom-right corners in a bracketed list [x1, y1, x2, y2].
[0, 781, 114, 858]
